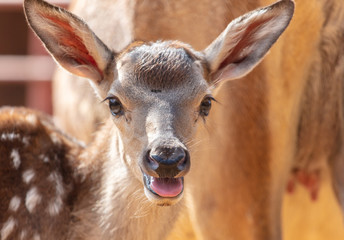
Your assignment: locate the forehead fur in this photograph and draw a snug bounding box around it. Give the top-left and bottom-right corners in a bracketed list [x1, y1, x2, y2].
[118, 41, 204, 90]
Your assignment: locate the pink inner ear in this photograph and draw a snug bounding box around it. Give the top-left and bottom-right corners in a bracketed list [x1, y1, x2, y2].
[218, 16, 273, 71]
[39, 12, 103, 79]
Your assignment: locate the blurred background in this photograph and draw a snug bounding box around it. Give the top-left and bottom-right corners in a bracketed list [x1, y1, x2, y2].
[0, 0, 69, 114]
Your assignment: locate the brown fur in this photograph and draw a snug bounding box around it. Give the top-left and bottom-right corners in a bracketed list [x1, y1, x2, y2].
[0, 107, 83, 240]
[126, 41, 198, 89]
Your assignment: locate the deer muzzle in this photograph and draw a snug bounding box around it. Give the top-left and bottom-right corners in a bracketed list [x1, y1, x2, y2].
[142, 144, 190, 199]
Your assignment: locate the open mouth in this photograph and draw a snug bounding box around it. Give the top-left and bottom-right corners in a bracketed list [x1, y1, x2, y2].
[143, 172, 184, 198]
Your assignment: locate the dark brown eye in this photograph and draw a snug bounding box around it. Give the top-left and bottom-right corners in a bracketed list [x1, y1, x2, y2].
[200, 96, 214, 117]
[108, 97, 124, 117]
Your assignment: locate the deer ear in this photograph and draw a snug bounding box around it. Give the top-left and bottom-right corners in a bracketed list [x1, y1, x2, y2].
[203, 0, 294, 85]
[24, 0, 114, 88]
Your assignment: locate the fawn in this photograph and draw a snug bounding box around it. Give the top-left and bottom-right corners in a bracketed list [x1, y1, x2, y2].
[50, 0, 344, 239]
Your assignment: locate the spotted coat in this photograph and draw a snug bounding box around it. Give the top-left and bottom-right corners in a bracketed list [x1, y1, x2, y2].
[0, 107, 83, 240]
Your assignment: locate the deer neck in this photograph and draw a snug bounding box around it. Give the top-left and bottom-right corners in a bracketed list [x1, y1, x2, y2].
[71, 120, 184, 239]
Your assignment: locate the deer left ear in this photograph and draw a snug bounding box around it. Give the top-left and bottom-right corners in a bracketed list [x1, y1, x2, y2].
[203, 0, 294, 85]
[24, 0, 114, 92]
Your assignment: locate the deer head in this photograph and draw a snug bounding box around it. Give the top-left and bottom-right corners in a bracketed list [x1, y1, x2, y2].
[24, 0, 294, 205]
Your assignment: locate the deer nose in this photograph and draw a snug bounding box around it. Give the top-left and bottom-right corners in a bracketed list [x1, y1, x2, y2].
[145, 147, 190, 178]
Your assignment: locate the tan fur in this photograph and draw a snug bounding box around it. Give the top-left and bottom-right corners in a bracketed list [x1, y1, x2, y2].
[48, 0, 344, 239]
[189, 0, 344, 239]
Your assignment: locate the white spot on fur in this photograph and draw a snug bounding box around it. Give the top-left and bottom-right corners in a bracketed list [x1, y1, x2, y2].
[8, 196, 21, 212]
[22, 169, 35, 184]
[47, 198, 63, 216]
[10, 149, 20, 169]
[19, 230, 27, 240]
[25, 187, 42, 213]
[22, 137, 30, 146]
[43, 156, 49, 162]
[1, 133, 29, 146]
[48, 172, 65, 196]
[39, 154, 49, 163]
[25, 114, 38, 126]
[33, 233, 41, 240]
[49, 133, 61, 145]
[1, 133, 20, 141]
[47, 172, 65, 216]
[1, 217, 17, 240]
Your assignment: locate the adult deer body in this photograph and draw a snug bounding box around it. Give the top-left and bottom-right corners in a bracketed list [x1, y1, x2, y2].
[52, 0, 344, 239]
[0, 0, 293, 239]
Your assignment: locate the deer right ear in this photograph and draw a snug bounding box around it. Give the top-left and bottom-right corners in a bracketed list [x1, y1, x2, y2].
[203, 0, 294, 86]
[24, 0, 115, 97]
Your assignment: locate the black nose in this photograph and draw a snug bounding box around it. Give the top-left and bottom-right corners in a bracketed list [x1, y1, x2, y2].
[145, 146, 190, 178]
[150, 147, 186, 167]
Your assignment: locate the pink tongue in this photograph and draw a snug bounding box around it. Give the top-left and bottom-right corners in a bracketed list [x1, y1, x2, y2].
[150, 177, 183, 197]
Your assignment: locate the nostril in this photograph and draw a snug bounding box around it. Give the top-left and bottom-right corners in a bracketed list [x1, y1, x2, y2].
[177, 150, 189, 171]
[150, 153, 165, 163]
[146, 151, 159, 170]
[173, 148, 186, 165]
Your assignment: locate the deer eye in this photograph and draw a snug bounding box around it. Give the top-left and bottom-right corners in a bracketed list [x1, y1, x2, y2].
[200, 96, 214, 117]
[107, 97, 124, 117]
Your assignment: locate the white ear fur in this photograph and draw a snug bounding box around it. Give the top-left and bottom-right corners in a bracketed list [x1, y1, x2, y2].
[204, 0, 294, 84]
[24, 0, 114, 87]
